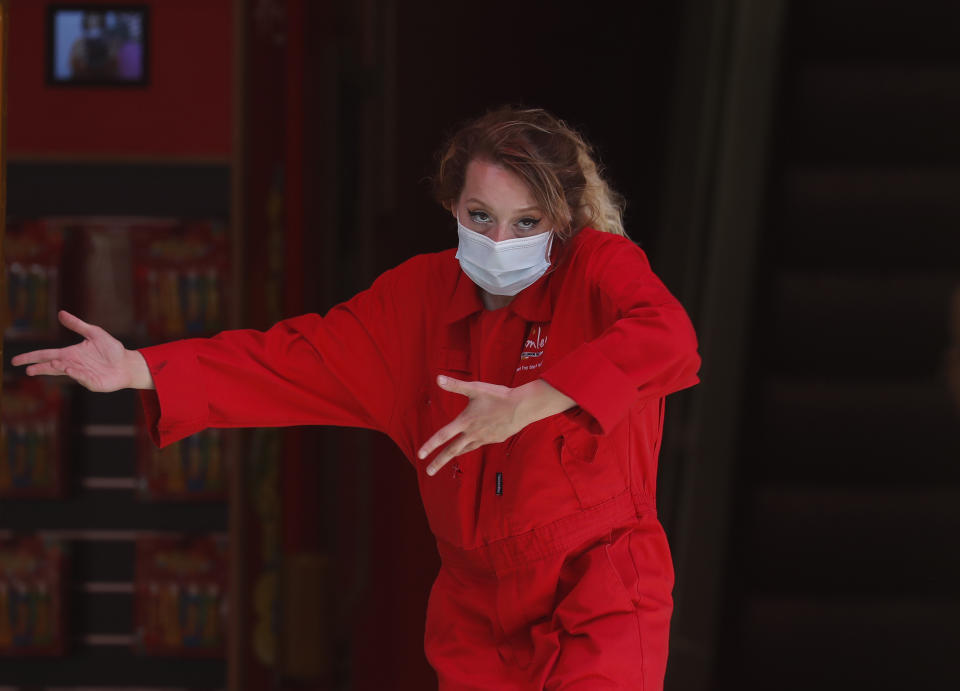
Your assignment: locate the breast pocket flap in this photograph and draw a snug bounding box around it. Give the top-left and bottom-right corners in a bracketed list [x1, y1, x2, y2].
[439, 347, 471, 375]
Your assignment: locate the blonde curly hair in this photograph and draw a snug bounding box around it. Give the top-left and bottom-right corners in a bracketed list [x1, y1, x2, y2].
[432, 106, 626, 242]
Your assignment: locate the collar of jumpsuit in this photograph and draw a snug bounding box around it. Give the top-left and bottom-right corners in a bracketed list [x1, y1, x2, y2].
[442, 229, 567, 325]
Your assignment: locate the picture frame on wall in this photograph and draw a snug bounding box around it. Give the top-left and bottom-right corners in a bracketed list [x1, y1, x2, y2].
[45, 4, 149, 87]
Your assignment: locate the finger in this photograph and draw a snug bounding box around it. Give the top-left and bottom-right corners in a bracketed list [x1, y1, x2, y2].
[58, 310, 98, 339]
[11, 348, 66, 366]
[436, 375, 476, 398]
[24, 361, 69, 377]
[426, 434, 474, 477]
[417, 417, 467, 460]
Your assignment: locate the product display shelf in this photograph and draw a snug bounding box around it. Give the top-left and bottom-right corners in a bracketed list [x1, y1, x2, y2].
[1, 159, 235, 690]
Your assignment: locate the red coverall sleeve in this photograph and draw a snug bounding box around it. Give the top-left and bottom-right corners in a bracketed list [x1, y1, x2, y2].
[137, 265, 412, 449]
[539, 237, 701, 435]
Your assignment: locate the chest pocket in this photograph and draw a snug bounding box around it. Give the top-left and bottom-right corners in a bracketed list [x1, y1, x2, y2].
[412, 314, 473, 450]
[439, 347, 469, 377]
[557, 417, 630, 509]
[414, 315, 475, 437]
[404, 342, 482, 546]
[432, 347, 472, 421]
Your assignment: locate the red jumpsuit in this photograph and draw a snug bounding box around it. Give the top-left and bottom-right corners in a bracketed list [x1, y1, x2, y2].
[137, 227, 701, 690]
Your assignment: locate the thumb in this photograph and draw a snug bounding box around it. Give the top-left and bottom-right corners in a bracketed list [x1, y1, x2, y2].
[58, 310, 97, 340]
[436, 375, 475, 398]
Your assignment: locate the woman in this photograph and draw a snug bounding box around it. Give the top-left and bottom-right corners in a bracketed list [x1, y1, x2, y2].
[12, 106, 701, 689]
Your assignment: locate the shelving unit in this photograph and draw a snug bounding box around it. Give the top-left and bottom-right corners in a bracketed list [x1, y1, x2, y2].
[1, 160, 237, 690]
[0, 0, 253, 687]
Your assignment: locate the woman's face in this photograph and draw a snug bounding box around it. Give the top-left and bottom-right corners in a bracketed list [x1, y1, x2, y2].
[451, 159, 551, 242]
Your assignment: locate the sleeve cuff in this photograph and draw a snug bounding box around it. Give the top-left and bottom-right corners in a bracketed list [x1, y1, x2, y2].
[540, 341, 638, 435]
[136, 341, 209, 448]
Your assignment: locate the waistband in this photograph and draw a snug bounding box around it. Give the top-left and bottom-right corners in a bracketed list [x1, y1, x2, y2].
[436, 490, 654, 575]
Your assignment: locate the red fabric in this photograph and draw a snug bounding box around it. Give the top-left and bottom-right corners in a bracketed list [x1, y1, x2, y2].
[429, 502, 674, 690]
[137, 227, 701, 689]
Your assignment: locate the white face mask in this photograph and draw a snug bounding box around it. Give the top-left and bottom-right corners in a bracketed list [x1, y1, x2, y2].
[455, 215, 554, 296]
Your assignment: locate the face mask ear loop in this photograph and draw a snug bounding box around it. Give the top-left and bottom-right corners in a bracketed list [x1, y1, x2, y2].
[541, 231, 559, 278]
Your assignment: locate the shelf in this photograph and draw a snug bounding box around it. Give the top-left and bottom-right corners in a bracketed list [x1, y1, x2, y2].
[0, 489, 228, 531]
[6, 161, 231, 218]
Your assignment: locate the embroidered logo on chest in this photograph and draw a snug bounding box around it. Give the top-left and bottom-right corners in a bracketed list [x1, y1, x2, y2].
[516, 322, 549, 374]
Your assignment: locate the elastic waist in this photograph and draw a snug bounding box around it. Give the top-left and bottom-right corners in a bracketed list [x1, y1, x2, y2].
[436, 490, 653, 575]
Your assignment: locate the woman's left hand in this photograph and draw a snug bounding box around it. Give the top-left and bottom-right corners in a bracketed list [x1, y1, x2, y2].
[417, 375, 576, 476]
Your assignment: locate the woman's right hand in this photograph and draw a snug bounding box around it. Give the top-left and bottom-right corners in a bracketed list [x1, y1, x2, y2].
[9, 310, 154, 391]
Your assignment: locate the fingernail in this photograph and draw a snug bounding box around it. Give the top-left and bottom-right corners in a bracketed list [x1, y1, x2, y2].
[437, 375, 446, 384]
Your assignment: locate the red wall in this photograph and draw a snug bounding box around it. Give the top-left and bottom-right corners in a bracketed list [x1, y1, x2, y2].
[7, 0, 232, 157]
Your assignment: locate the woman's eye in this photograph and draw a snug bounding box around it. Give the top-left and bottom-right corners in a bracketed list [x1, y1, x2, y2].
[517, 217, 541, 231]
[468, 210, 491, 224]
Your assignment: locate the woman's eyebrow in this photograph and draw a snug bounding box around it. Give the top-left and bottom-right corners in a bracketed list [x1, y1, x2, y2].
[464, 198, 541, 214]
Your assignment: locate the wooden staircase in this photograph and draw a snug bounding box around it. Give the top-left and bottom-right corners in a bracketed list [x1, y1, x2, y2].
[718, 1, 960, 688]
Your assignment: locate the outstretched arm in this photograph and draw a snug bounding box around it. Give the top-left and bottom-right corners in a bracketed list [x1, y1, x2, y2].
[132, 304, 399, 448]
[12, 262, 412, 449]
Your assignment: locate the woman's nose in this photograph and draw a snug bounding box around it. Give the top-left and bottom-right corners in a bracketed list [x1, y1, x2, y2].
[490, 224, 513, 242]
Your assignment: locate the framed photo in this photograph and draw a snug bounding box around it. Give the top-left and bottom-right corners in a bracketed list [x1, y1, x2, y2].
[46, 4, 149, 87]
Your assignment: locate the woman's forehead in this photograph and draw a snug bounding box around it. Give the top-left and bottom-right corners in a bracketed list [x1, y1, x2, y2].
[461, 159, 538, 210]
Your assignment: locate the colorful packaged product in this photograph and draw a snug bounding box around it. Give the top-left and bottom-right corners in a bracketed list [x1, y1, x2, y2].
[4, 220, 65, 341]
[0, 535, 68, 656]
[134, 533, 228, 656]
[76, 218, 146, 339]
[136, 426, 227, 501]
[0, 377, 66, 499]
[130, 221, 229, 340]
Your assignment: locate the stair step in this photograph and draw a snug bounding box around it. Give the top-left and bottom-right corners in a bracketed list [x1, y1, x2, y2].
[776, 168, 960, 271]
[766, 273, 956, 375]
[732, 597, 960, 690]
[741, 486, 960, 597]
[754, 377, 960, 483]
[790, 0, 960, 61]
[785, 63, 960, 165]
